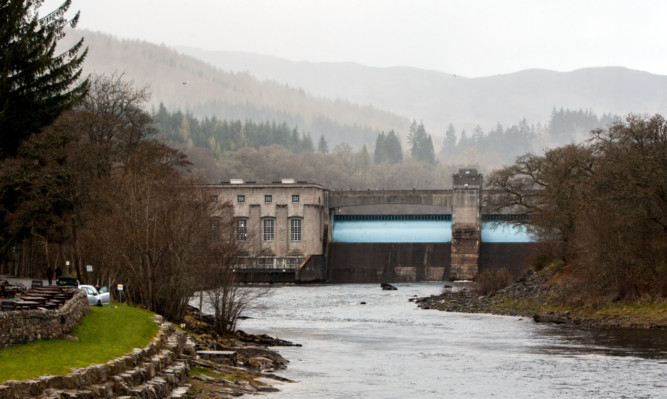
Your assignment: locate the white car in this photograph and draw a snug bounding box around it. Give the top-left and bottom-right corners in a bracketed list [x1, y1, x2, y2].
[80, 285, 110, 307]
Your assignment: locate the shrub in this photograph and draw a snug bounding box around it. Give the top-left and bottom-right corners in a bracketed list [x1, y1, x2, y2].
[474, 267, 513, 295]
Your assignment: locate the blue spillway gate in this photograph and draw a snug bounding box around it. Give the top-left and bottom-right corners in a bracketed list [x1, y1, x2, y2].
[332, 214, 533, 243]
[332, 214, 452, 243]
[481, 222, 533, 243]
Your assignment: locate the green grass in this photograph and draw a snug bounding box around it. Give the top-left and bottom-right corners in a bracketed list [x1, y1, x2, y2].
[0, 305, 159, 382]
[496, 299, 667, 327]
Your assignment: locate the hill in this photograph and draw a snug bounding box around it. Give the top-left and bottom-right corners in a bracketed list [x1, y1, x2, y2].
[177, 47, 667, 136]
[58, 30, 410, 147]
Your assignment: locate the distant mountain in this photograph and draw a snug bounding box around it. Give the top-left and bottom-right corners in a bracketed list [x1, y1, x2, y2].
[176, 47, 667, 135]
[58, 30, 410, 147]
[60, 29, 667, 149]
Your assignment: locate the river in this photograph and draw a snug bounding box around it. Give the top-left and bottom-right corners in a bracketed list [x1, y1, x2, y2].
[232, 283, 666, 398]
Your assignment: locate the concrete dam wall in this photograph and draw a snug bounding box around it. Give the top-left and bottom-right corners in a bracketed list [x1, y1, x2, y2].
[327, 243, 451, 283]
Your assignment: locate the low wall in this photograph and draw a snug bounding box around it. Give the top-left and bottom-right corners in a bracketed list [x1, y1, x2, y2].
[479, 243, 539, 279]
[0, 316, 194, 399]
[327, 242, 538, 282]
[296, 255, 326, 283]
[328, 243, 452, 283]
[0, 290, 88, 348]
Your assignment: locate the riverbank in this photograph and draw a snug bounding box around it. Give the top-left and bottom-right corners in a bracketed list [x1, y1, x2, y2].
[180, 306, 298, 397]
[414, 266, 666, 329]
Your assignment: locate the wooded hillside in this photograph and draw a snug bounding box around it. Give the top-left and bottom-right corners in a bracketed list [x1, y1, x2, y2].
[57, 29, 410, 147]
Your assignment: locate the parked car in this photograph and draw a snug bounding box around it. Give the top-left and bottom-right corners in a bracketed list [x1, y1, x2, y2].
[79, 284, 110, 307]
[56, 276, 79, 287]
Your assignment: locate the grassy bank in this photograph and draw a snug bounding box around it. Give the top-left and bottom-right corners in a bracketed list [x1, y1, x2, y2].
[417, 266, 667, 329]
[493, 299, 667, 328]
[0, 305, 159, 382]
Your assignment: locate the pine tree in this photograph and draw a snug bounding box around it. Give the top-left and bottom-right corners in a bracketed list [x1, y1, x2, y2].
[408, 120, 421, 158]
[442, 123, 457, 157]
[0, 0, 88, 158]
[317, 134, 329, 154]
[358, 144, 370, 169]
[458, 129, 468, 149]
[300, 132, 314, 153]
[407, 120, 435, 164]
[472, 125, 484, 145]
[374, 131, 386, 164]
[385, 130, 403, 164]
[422, 133, 436, 164]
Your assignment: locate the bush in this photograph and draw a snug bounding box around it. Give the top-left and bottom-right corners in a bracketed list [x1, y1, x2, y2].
[474, 268, 513, 295]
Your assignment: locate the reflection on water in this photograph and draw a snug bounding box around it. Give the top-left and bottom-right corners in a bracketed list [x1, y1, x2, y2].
[230, 283, 665, 398]
[532, 323, 667, 360]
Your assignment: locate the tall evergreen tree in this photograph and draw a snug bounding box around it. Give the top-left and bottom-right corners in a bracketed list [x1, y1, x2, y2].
[458, 129, 468, 149]
[407, 120, 435, 164]
[422, 133, 436, 164]
[442, 123, 457, 157]
[472, 125, 484, 145]
[317, 134, 329, 154]
[385, 130, 403, 164]
[374, 131, 386, 164]
[0, 0, 88, 158]
[300, 132, 314, 153]
[358, 144, 370, 169]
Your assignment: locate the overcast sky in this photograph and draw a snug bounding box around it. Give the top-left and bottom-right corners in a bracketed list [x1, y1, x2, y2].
[50, 0, 667, 78]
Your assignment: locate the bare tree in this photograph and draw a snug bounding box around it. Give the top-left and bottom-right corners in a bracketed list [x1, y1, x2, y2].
[486, 144, 595, 261]
[576, 115, 667, 299]
[197, 202, 267, 335]
[487, 114, 666, 301]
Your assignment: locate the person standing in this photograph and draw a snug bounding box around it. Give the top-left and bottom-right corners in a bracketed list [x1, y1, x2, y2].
[46, 266, 54, 285]
[55, 265, 63, 280]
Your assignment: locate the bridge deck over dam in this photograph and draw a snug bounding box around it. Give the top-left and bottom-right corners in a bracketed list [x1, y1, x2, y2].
[328, 189, 454, 209]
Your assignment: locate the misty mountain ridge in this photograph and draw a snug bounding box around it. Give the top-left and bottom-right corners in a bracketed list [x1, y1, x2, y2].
[58, 30, 409, 148]
[58, 29, 667, 153]
[176, 46, 667, 136]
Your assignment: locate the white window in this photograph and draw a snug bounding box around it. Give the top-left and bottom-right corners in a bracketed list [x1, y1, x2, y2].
[292, 194, 300, 203]
[237, 194, 245, 203]
[265, 194, 272, 203]
[290, 219, 301, 241]
[263, 219, 274, 241]
[236, 219, 247, 240]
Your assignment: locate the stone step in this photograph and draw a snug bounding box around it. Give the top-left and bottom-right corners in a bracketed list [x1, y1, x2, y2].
[129, 376, 172, 398]
[4, 320, 195, 399]
[161, 362, 189, 384]
[167, 385, 191, 399]
[40, 389, 95, 399]
[124, 361, 190, 398]
[196, 350, 236, 361]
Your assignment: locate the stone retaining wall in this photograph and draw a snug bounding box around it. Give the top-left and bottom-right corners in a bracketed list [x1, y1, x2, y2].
[0, 290, 89, 348]
[0, 316, 195, 399]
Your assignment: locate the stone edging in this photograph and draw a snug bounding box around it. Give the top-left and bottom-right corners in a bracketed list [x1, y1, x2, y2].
[0, 290, 88, 348]
[0, 315, 196, 399]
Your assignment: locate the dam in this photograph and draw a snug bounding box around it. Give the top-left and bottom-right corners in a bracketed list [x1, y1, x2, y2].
[205, 169, 537, 283]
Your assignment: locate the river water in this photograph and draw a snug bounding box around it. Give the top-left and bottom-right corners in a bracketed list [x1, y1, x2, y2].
[232, 283, 666, 398]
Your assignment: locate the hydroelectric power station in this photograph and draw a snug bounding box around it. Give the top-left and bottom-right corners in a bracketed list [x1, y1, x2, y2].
[205, 169, 536, 283]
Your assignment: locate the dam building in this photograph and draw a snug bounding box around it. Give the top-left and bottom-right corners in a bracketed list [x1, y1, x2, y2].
[206, 170, 536, 283]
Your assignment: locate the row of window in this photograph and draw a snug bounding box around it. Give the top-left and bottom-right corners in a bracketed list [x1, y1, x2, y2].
[235, 194, 300, 204]
[212, 194, 301, 204]
[236, 218, 301, 242]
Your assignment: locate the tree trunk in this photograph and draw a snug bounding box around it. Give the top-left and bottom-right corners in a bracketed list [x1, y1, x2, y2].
[72, 218, 83, 283]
